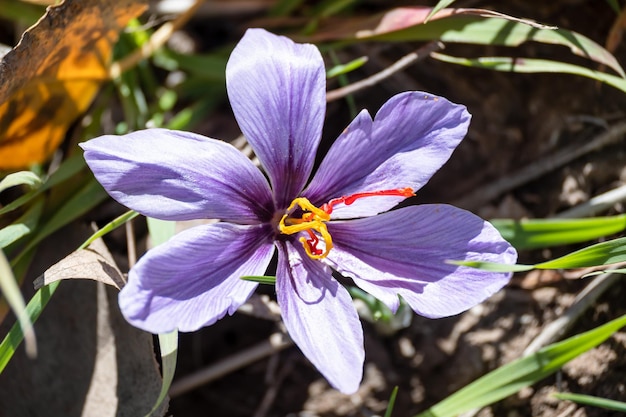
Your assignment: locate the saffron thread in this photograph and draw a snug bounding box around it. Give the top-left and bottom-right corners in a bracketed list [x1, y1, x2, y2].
[279, 188, 414, 259]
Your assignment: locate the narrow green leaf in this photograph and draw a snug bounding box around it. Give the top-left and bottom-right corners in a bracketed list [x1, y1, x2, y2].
[79, 210, 139, 251]
[0, 153, 86, 216]
[145, 218, 178, 415]
[166, 95, 223, 129]
[425, 0, 456, 22]
[536, 237, 626, 269]
[0, 249, 35, 358]
[384, 386, 400, 417]
[11, 177, 108, 266]
[431, 53, 626, 95]
[269, 0, 304, 16]
[326, 56, 368, 78]
[146, 217, 176, 247]
[604, 0, 621, 13]
[491, 215, 626, 250]
[311, 0, 356, 18]
[553, 392, 626, 412]
[455, 237, 626, 272]
[328, 49, 358, 117]
[154, 49, 227, 81]
[449, 260, 534, 272]
[0, 281, 58, 374]
[240, 275, 277, 285]
[145, 330, 178, 417]
[0, 197, 44, 248]
[415, 314, 626, 417]
[583, 268, 626, 278]
[0, 171, 42, 193]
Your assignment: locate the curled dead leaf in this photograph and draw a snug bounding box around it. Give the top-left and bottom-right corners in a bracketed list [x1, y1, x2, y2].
[34, 237, 126, 290]
[0, 0, 147, 170]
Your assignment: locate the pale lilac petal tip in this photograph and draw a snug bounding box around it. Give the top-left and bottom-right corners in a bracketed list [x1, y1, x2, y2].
[80, 129, 273, 223]
[226, 28, 326, 209]
[119, 222, 275, 333]
[276, 241, 364, 394]
[327, 205, 516, 318]
[305, 92, 470, 218]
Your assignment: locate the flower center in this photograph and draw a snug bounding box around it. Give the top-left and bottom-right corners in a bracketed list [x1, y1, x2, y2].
[278, 187, 414, 259]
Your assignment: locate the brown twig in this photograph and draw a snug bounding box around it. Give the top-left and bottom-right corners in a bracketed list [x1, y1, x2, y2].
[109, 0, 204, 79]
[125, 219, 137, 268]
[252, 356, 294, 417]
[325, 41, 444, 102]
[169, 332, 293, 397]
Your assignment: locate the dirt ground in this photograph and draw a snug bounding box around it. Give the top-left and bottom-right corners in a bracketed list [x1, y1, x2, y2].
[2, 1, 626, 416]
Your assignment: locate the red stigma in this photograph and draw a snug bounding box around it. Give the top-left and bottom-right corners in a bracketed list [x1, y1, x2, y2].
[303, 230, 323, 256]
[321, 187, 414, 214]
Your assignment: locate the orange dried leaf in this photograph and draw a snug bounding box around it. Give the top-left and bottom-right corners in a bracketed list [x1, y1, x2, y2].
[0, 0, 147, 170]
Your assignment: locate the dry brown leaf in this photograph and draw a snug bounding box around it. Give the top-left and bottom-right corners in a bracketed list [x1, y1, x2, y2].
[81, 283, 168, 417]
[0, 0, 147, 170]
[33, 237, 126, 290]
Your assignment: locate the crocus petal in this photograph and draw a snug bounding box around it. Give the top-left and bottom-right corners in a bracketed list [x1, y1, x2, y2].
[276, 241, 364, 394]
[325, 205, 516, 317]
[226, 28, 326, 209]
[119, 222, 275, 333]
[80, 129, 273, 223]
[304, 92, 470, 218]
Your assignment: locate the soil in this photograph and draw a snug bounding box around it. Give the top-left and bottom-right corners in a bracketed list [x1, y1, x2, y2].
[2, 1, 626, 416]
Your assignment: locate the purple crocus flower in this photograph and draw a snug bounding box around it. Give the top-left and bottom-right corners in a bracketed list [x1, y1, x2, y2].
[80, 28, 516, 394]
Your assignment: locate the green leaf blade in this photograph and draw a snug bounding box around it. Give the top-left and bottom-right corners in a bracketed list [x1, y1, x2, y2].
[0, 171, 42, 193]
[553, 392, 626, 412]
[491, 215, 626, 250]
[431, 53, 626, 94]
[536, 237, 626, 269]
[416, 314, 626, 417]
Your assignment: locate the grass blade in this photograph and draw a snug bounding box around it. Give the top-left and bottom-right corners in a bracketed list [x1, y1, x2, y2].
[0, 171, 41, 193]
[491, 215, 626, 249]
[431, 53, 626, 94]
[326, 56, 368, 78]
[0, 153, 86, 216]
[384, 386, 399, 417]
[0, 197, 44, 248]
[145, 330, 178, 417]
[455, 236, 626, 272]
[415, 314, 626, 417]
[425, 0, 456, 22]
[553, 392, 626, 412]
[146, 217, 178, 416]
[0, 249, 36, 358]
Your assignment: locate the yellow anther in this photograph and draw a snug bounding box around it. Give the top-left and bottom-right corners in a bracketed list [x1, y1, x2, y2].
[279, 197, 333, 259]
[279, 188, 414, 260]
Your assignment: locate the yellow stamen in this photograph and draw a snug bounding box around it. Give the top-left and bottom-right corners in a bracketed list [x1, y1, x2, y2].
[279, 197, 333, 259]
[279, 188, 415, 260]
